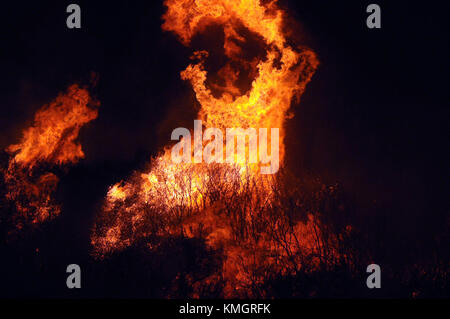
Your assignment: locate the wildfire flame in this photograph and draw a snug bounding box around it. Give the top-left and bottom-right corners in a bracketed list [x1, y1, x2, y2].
[3, 84, 98, 230]
[91, 0, 330, 297]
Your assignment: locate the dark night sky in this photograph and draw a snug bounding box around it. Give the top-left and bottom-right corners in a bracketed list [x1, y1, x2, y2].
[0, 0, 448, 297]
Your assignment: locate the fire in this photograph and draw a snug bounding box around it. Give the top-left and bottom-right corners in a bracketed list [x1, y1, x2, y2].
[3, 84, 98, 230]
[91, 0, 328, 297]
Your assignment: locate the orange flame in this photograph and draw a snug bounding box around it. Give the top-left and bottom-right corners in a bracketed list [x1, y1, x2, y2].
[3, 84, 98, 229]
[91, 0, 326, 297]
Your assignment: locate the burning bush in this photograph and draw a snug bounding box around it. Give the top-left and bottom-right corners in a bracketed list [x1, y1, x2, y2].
[92, 161, 356, 297]
[1, 84, 99, 235]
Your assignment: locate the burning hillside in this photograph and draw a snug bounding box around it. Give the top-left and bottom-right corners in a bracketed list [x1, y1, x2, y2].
[0, 0, 447, 301]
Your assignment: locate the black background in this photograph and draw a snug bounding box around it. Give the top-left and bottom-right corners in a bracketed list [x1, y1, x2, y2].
[0, 0, 448, 298]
